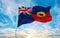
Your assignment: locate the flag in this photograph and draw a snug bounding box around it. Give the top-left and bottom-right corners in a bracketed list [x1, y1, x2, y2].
[17, 6, 52, 27]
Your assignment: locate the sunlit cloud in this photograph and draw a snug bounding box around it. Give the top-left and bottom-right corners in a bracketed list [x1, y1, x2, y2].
[17, 21, 59, 35]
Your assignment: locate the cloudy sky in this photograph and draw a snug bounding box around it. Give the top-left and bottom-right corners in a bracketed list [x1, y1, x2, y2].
[0, 0, 60, 37]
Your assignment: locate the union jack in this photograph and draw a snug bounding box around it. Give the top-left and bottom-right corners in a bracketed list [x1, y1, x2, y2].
[18, 7, 32, 15]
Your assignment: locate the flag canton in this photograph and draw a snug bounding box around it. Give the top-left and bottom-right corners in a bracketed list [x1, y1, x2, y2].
[18, 7, 32, 15]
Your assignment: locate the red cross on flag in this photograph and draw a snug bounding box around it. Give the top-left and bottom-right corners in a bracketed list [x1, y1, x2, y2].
[18, 7, 32, 15]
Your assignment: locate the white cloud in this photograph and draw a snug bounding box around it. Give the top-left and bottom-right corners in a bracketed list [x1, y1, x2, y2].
[0, 21, 60, 38]
[0, 22, 8, 26]
[16, 21, 60, 36]
[52, 5, 60, 28]
[0, 28, 15, 35]
[1, 0, 18, 25]
[53, 5, 60, 14]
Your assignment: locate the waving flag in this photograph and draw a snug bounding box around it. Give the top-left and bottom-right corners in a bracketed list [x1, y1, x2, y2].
[17, 6, 52, 27]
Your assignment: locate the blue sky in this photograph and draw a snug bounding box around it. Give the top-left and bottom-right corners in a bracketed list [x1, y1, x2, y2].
[0, 0, 60, 36]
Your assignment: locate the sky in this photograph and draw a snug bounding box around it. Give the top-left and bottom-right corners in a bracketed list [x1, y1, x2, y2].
[0, 0, 60, 37]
